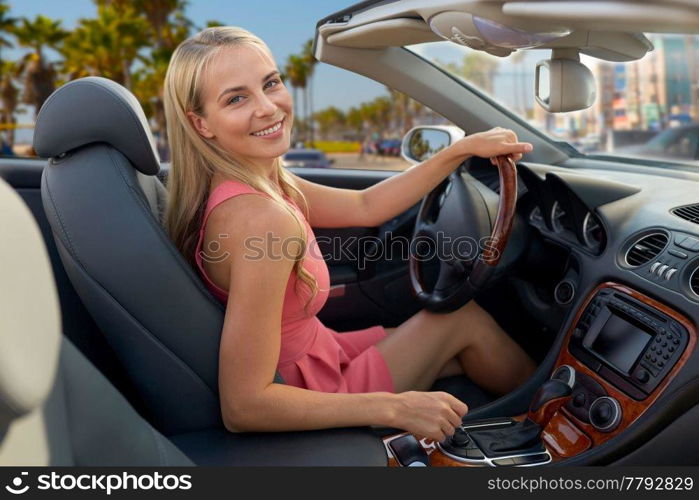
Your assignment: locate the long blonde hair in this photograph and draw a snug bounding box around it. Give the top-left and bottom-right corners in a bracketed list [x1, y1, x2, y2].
[163, 26, 317, 306]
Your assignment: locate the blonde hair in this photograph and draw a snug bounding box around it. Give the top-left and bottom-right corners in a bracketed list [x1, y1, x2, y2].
[163, 26, 317, 307]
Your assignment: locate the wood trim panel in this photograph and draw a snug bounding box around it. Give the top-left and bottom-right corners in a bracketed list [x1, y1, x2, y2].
[485, 155, 518, 267]
[547, 281, 697, 447]
[542, 412, 592, 458]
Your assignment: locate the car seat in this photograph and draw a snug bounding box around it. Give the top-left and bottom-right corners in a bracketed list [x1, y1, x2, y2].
[0, 177, 192, 465]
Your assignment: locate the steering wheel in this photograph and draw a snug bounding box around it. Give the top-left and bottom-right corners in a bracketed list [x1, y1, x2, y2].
[409, 155, 518, 313]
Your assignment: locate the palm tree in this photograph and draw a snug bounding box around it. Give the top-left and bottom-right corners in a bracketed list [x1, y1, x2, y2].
[0, 0, 15, 64]
[388, 88, 419, 135]
[0, 60, 20, 146]
[12, 15, 68, 117]
[123, 1, 192, 156]
[284, 54, 308, 143]
[443, 52, 500, 94]
[96, 0, 190, 50]
[301, 39, 318, 146]
[132, 27, 191, 158]
[313, 106, 345, 140]
[60, 5, 148, 89]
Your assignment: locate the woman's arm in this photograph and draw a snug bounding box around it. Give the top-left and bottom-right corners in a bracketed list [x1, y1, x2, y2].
[291, 127, 533, 228]
[215, 195, 467, 439]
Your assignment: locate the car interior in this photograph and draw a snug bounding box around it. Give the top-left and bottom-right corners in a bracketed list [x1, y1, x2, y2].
[2, 0, 699, 466]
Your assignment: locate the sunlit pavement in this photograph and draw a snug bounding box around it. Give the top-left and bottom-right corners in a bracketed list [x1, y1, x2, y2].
[327, 153, 411, 171]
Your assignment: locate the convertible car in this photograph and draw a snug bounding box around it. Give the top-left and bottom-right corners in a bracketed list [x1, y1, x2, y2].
[2, 0, 699, 466]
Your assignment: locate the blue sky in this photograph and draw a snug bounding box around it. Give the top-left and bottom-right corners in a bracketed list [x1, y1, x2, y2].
[6, 0, 390, 112]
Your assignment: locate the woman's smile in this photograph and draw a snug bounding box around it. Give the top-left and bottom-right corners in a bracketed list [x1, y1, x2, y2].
[251, 117, 285, 139]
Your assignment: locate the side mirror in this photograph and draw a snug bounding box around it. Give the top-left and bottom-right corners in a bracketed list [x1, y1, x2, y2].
[535, 49, 596, 113]
[402, 126, 463, 164]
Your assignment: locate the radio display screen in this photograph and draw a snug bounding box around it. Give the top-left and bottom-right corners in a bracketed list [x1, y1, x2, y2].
[590, 313, 652, 374]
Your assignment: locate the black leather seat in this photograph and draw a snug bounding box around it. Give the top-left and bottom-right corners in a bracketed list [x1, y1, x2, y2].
[33, 76, 386, 465]
[0, 176, 192, 466]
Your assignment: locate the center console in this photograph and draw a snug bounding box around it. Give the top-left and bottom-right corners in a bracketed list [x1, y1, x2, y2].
[384, 282, 697, 466]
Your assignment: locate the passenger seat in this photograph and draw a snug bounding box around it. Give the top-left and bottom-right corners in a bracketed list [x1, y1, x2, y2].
[0, 177, 192, 465]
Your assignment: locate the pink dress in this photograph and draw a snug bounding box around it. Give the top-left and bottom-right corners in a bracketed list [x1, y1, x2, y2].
[194, 179, 395, 393]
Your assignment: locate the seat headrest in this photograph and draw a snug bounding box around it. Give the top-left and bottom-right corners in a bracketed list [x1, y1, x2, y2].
[33, 77, 160, 175]
[0, 178, 61, 425]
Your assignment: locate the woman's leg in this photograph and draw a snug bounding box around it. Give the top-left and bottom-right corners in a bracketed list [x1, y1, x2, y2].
[376, 300, 536, 395]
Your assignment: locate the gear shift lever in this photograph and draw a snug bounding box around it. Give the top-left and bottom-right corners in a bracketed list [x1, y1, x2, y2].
[528, 379, 574, 429]
[464, 369, 575, 456]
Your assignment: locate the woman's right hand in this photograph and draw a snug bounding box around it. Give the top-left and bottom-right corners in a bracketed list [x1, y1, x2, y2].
[390, 391, 468, 442]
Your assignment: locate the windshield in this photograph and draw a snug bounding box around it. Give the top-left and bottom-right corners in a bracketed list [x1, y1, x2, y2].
[407, 35, 699, 167]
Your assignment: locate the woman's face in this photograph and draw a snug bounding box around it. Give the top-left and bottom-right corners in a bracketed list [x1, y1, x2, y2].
[189, 44, 293, 163]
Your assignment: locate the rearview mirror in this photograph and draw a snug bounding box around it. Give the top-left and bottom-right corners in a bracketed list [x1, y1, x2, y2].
[402, 126, 464, 163]
[535, 50, 596, 113]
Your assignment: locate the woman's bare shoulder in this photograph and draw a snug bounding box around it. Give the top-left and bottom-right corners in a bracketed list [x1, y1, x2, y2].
[208, 192, 302, 242]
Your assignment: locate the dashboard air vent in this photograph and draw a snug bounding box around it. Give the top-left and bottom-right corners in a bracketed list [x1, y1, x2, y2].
[690, 268, 699, 297]
[672, 204, 699, 225]
[625, 233, 668, 267]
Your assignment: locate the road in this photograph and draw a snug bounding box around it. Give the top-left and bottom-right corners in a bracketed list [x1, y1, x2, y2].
[327, 153, 411, 171]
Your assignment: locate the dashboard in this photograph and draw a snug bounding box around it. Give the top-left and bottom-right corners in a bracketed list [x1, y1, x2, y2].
[520, 167, 608, 256]
[467, 156, 699, 317]
[500, 160, 699, 307]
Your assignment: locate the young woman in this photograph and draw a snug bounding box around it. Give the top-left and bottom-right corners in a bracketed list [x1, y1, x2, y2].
[164, 27, 536, 442]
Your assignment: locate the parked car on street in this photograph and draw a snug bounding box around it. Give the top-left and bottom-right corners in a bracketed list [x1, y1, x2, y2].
[282, 148, 333, 168]
[377, 138, 401, 156]
[618, 124, 699, 162]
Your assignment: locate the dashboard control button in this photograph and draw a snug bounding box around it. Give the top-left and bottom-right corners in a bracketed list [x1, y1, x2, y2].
[650, 262, 662, 274]
[554, 280, 576, 305]
[664, 268, 677, 280]
[635, 369, 650, 383]
[589, 397, 622, 432]
[675, 235, 687, 246]
[678, 236, 699, 251]
[657, 264, 669, 276]
[669, 249, 688, 259]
